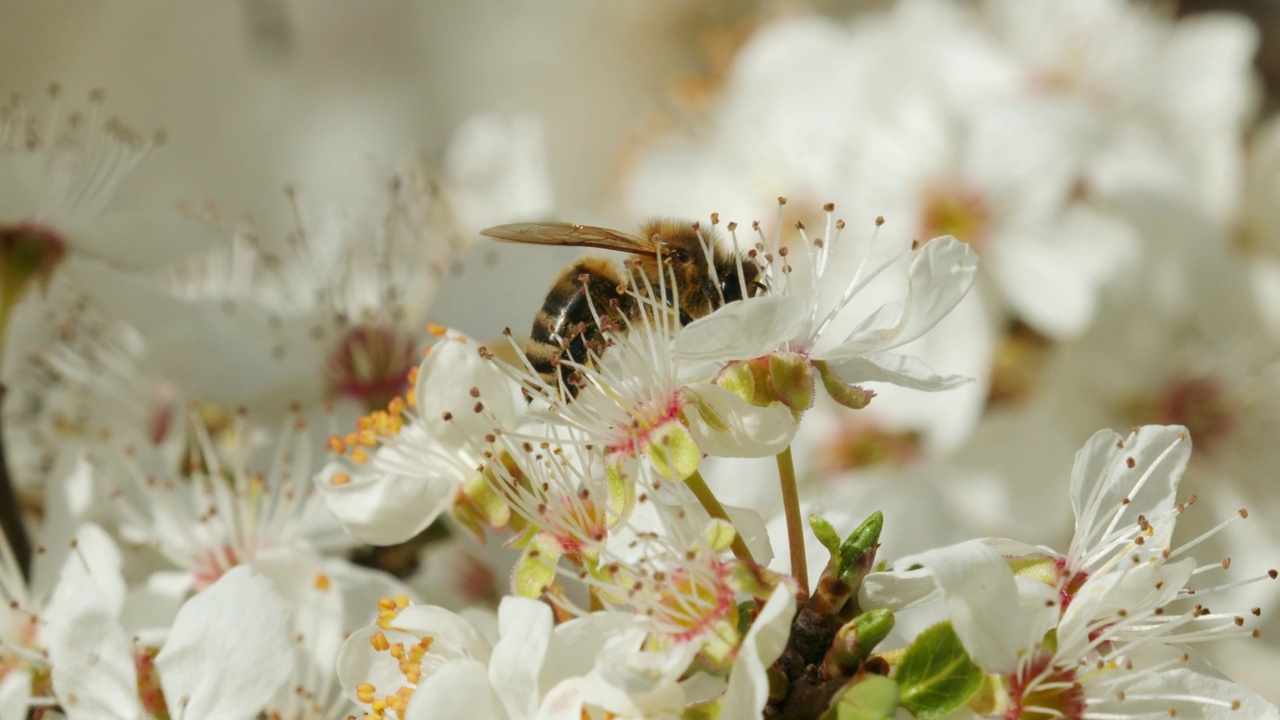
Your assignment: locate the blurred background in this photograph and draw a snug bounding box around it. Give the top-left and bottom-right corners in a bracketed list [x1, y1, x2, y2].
[3, 0, 1279, 703]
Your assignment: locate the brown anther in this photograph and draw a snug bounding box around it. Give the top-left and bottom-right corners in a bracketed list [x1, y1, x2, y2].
[778, 197, 788, 205]
[710, 213, 720, 224]
[875, 216, 885, 226]
[727, 221, 738, 231]
[1126, 457, 1136, 468]
[823, 202, 835, 212]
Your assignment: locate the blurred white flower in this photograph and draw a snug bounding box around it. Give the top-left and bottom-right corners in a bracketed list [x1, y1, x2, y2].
[46, 563, 292, 720]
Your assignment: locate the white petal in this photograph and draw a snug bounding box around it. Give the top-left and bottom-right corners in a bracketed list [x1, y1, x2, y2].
[154, 565, 292, 720]
[45, 569, 140, 720]
[860, 539, 1020, 673]
[720, 585, 796, 719]
[314, 459, 456, 545]
[389, 605, 494, 662]
[678, 295, 806, 365]
[0, 671, 30, 720]
[52, 523, 126, 619]
[489, 597, 553, 720]
[405, 659, 506, 720]
[416, 331, 521, 444]
[1069, 425, 1190, 563]
[830, 236, 978, 355]
[821, 352, 970, 391]
[1100, 668, 1280, 719]
[684, 382, 798, 458]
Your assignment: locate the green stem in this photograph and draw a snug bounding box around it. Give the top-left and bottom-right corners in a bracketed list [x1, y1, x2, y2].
[685, 469, 754, 563]
[776, 445, 807, 597]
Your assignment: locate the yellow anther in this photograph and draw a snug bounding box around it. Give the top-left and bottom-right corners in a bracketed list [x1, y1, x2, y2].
[371, 697, 388, 714]
[377, 597, 397, 611]
[427, 323, 447, 337]
[313, 573, 331, 591]
[350, 448, 369, 465]
[390, 643, 406, 660]
[394, 594, 409, 609]
[328, 435, 347, 454]
[406, 388, 416, 408]
[329, 473, 352, 487]
[388, 397, 406, 416]
[356, 683, 377, 704]
[370, 632, 390, 652]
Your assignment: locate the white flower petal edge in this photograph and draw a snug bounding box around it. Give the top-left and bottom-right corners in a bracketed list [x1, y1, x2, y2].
[489, 597, 554, 720]
[0, 672, 30, 720]
[315, 457, 457, 545]
[154, 565, 292, 720]
[720, 584, 797, 719]
[44, 553, 141, 720]
[1068, 425, 1189, 564]
[679, 295, 807, 365]
[405, 659, 506, 720]
[826, 236, 978, 357]
[1108, 668, 1280, 719]
[822, 352, 971, 391]
[684, 382, 798, 458]
[859, 538, 1020, 673]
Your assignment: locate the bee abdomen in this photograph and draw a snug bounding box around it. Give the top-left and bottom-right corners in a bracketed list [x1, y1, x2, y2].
[525, 258, 636, 396]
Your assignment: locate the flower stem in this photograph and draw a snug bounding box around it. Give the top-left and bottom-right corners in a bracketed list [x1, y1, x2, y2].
[776, 445, 807, 596]
[685, 469, 754, 563]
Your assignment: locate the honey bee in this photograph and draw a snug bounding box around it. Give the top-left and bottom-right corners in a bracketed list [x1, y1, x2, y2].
[481, 220, 765, 396]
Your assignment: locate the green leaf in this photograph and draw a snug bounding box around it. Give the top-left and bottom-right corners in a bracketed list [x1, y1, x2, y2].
[810, 514, 842, 563]
[820, 675, 899, 720]
[839, 511, 883, 578]
[895, 621, 984, 718]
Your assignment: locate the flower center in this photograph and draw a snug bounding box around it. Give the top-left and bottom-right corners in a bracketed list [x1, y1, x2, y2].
[325, 325, 418, 411]
[1128, 374, 1234, 456]
[134, 645, 171, 720]
[819, 418, 920, 473]
[921, 185, 989, 252]
[988, 321, 1052, 406]
[1005, 651, 1086, 720]
[651, 562, 735, 644]
[0, 223, 66, 301]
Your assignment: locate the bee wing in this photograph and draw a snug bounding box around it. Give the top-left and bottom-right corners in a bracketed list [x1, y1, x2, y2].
[481, 222, 660, 255]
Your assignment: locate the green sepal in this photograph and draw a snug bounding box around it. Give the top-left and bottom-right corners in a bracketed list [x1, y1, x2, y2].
[820, 675, 900, 720]
[814, 360, 876, 410]
[682, 698, 721, 720]
[644, 422, 701, 481]
[895, 621, 984, 718]
[768, 352, 815, 411]
[1007, 555, 1059, 586]
[716, 356, 775, 406]
[705, 519, 737, 554]
[730, 560, 792, 601]
[512, 533, 562, 598]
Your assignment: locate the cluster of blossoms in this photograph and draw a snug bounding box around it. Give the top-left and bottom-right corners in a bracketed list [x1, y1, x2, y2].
[0, 0, 1278, 719]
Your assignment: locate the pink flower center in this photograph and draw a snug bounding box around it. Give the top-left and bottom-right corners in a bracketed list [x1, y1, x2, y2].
[1006, 650, 1086, 720]
[325, 325, 418, 411]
